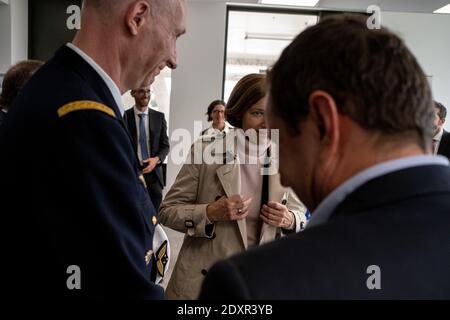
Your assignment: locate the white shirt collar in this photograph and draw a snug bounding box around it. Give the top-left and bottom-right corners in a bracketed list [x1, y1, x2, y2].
[207, 122, 233, 135]
[307, 155, 450, 229]
[133, 106, 149, 116]
[66, 43, 124, 116]
[224, 122, 233, 133]
[433, 128, 444, 142]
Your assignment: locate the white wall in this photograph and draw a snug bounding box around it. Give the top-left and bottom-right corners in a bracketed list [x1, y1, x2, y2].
[383, 12, 450, 131]
[167, 0, 228, 189]
[10, 0, 28, 64]
[0, 0, 28, 74]
[0, 2, 12, 73]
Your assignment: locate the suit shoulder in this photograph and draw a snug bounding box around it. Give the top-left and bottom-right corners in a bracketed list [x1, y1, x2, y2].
[201, 257, 253, 300]
[125, 108, 135, 116]
[442, 130, 450, 141]
[149, 108, 165, 118]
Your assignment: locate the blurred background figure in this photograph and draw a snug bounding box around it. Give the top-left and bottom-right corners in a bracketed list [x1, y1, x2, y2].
[201, 99, 233, 136]
[0, 60, 44, 128]
[126, 81, 170, 210]
[160, 73, 307, 299]
[433, 101, 449, 159]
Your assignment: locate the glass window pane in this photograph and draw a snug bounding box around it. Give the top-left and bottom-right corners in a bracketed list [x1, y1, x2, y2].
[224, 10, 318, 101]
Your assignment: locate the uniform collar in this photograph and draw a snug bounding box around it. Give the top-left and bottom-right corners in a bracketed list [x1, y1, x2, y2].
[66, 43, 124, 117]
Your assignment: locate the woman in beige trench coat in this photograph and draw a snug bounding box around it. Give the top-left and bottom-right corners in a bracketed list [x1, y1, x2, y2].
[160, 74, 307, 299]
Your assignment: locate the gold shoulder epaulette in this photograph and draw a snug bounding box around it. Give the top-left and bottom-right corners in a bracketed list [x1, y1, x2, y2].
[57, 100, 116, 118]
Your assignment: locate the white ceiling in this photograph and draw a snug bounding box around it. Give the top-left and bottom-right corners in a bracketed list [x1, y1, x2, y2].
[188, 0, 450, 13]
[316, 0, 450, 13]
[227, 11, 317, 57]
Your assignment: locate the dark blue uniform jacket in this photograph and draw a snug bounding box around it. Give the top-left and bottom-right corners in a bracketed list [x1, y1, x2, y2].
[0, 46, 163, 299]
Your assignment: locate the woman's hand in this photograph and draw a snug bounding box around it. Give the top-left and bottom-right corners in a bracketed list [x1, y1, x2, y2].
[206, 195, 252, 222]
[260, 201, 295, 230]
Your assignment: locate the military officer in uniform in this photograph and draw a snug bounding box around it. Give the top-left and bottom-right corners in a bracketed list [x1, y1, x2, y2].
[0, 0, 186, 298]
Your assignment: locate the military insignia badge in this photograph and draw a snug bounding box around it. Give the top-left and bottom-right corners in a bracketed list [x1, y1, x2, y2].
[57, 100, 116, 118]
[156, 240, 169, 278]
[152, 224, 170, 284]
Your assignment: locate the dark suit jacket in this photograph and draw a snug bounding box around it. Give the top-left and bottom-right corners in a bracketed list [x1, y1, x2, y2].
[0, 110, 6, 128]
[438, 130, 450, 159]
[125, 107, 169, 187]
[0, 45, 163, 299]
[200, 165, 450, 299]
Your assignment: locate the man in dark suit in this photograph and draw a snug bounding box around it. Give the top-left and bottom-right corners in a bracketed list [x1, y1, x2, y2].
[125, 83, 169, 209]
[200, 15, 450, 299]
[433, 101, 450, 159]
[0, 0, 186, 298]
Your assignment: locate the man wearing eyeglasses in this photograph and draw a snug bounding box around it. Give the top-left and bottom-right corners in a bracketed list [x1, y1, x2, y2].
[126, 82, 170, 209]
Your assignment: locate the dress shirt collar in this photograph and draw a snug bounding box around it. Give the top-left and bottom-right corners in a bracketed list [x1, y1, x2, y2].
[66, 43, 124, 116]
[307, 155, 450, 229]
[207, 122, 233, 135]
[134, 106, 149, 116]
[433, 128, 444, 142]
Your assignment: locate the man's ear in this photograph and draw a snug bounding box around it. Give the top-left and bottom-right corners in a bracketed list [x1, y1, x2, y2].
[308, 90, 340, 147]
[130, 90, 136, 97]
[126, 1, 150, 36]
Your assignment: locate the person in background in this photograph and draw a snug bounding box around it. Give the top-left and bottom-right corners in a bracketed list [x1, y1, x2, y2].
[160, 73, 307, 299]
[125, 81, 170, 209]
[0, 60, 43, 128]
[433, 101, 449, 159]
[200, 14, 450, 300]
[201, 99, 233, 136]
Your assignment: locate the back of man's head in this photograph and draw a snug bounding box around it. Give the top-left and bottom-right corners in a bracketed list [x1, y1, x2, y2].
[269, 14, 434, 150]
[0, 60, 44, 111]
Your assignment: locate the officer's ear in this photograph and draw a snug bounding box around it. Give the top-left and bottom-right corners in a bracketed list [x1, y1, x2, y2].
[126, 0, 150, 36]
[130, 90, 136, 98]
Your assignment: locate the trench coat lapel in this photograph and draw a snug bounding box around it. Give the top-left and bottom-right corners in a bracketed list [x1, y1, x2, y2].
[259, 173, 287, 244]
[216, 162, 248, 249]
